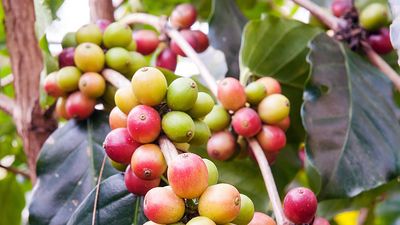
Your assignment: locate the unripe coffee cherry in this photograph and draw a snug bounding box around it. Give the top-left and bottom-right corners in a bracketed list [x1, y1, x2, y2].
[367, 28, 393, 55]
[232, 194, 255, 225]
[258, 94, 290, 124]
[114, 87, 139, 115]
[55, 97, 70, 119]
[103, 22, 132, 48]
[76, 24, 102, 45]
[65, 91, 96, 120]
[130, 144, 167, 180]
[170, 3, 197, 29]
[248, 212, 276, 225]
[207, 131, 236, 161]
[204, 105, 231, 132]
[313, 217, 330, 225]
[103, 128, 140, 164]
[283, 187, 318, 224]
[127, 105, 161, 143]
[105, 47, 132, 74]
[187, 92, 214, 119]
[187, 216, 216, 225]
[131, 67, 167, 106]
[95, 19, 111, 32]
[245, 82, 266, 105]
[256, 77, 281, 95]
[58, 47, 75, 68]
[189, 120, 211, 146]
[162, 111, 195, 143]
[109, 107, 127, 130]
[256, 125, 286, 153]
[79, 72, 106, 98]
[198, 183, 241, 224]
[144, 186, 185, 224]
[156, 47, 177, 71]
[218, 77, 246, 111]
[170, 30, 198, 57]
[331, 0, 352, 17]
[74, 43, 105, 72]
[203, 158, 219, 185]
[192, 30, 209, 53]
[232, 108, 262, 137]
[124, 166, 160, 196]
[109, 158, 127, 171]
[133, 30, 160, 55]
[360, 3, 389, 31]
[167, 153, 209, 199]
[44, 72, 65, 97]
[61, 32, 77, 48]
[57, 66, 81, 92]
[167, 77, 198, 111]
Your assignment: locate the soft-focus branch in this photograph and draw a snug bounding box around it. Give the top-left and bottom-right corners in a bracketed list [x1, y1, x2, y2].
[158, 135, 179, 166]
[0, 163, 30, 179]
[0, 93, 14, 115]
[89, 0, 114, 22]
[102, 69, 131, 89]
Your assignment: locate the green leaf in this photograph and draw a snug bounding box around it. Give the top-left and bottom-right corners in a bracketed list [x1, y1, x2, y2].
[43, 0, 65, 19]
[29, 112, 118, 225]
[34, 0, 53, 38]
[303, 33, 400, 200]
[67, 174, 146, 225]
[209, 0, 247, 76]
[140, 0, 211, 19]
[374, 184, 400, 225]
[239, 16, 321, 143]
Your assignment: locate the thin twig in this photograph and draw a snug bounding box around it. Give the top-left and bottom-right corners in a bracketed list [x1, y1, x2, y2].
[119, 13, 162, 31]
[102, 69, 131, 89]
[0, 163, 30, 179]
[248, 138, 286, 225]
[91, 155, 107, 225]
[0, 93, 15, 115]
[0, 74, 14, 87]
[158, 135, 179, 166]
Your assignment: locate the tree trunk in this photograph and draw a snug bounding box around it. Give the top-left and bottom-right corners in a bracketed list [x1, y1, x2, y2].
[2, 0, 57, 183]
[89, 0, 115, 22]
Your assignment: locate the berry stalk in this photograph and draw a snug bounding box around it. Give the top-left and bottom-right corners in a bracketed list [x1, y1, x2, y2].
[158, 135, 179, 166]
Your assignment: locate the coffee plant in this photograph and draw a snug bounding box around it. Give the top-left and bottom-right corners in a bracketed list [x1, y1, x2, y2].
[1, 0, 400, 225]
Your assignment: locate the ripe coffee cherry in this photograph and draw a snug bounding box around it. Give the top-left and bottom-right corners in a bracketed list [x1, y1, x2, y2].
[256, 77, 281, 95]
[170, 30, 198, 57]
[313, 217, 330, 225]
[76, 24, 102, 45]
[95, 19, 111, 32]
[167, 153, 209, 199]
[127, 105, 161, 143]
[167, 77, 198, 111]
[55, 97, 70, 119]
[124, 166, 160, 196]
[65, 91, 96, 120]
[218, 77, 246, 111]
[232, 108, 262, 137]
[276, 116, 290, 131]
[103, 128, 140, 164]
[198, 183, 241, 224]
[367, 28, 393, 54]
[245, 82, 266, 105]
[187, 92, 214, 119]
[132, 30, 160, 55]
[248, 212, 276, 225]
[207, 131, 236, 161]
[156, 48, 177, 71]
[331, 0, 352, 17]
[114, 87, 139, 114]
[162, 111, 195, 143]
[44, 72, 65, 97]
[144, 186, 185, 224]
[203, 158, 218, 185]
[103, 22, 132, 48]
[79, 72, 106, 98]
[192, 30, 209, 53]
[204, 105, 231, 132]
[187, 216, 216, 225]
[170, 3, 197, 29]
[232, 194, 255, 225]
[74, 43, 105, 72]
[58, 47, 75, 68]
[109, 107, 127, 130]
[189, 120, 211, 146]
[57, 66, 81, 92]
[258, 94, 290, 124]
[256, 125, 286, 153]
[283, 187, 318, 224]
[61, 32, 77, 48]
[130, 144, 167, 180]
[105, 47, 133, 74]
[360, 3, 389, 31]
[131, 67, 167, 106]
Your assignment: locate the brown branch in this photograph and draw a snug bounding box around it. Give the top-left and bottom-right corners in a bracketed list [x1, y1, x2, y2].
[89, 0, 114, 22]
[0, 163, 30, 179]
[0, 93, 14, 115]
[158, 135, 179, 166]
[91, 155, 107, 225]
[102, 69, 131, 89]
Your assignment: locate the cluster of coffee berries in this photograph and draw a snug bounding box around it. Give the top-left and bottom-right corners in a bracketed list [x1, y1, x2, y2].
[44, 19, 150, 120]
[104, 67, 217, 195]
[331, 1, 393, 54]
[205, 77, 290, 164]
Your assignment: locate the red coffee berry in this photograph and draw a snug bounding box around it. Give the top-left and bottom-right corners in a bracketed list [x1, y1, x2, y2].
[124, 166, 160, 196]
[130, 144, 167, 180]
[170, 3, 197, 29]
[192, 30, 209, 53]
[232, 107, 262, 137]
[217, 77, 246, 111]
[127, 105, 161, 144]
[170, 30, 198, 57]
[367, 28, 393, 55]
[65, 91, 96, 120]
[156, 47, 177, 71]
[331, 0, 352, 17]
[109, 107, 127, 130]
[248, 212, 276, 225]
[207, 131, 236, 161]
[132, 30, 160, 55]
[256, 125, 286, 153]
[44, 72, 66, 97]
[256, 77, 281, 95]
[103, 128, 140, 164]
[58, 47, 75, 68]
[283, 187, 318, 224]
[276, 116, 290, 131]
[313, 217, 330, 225]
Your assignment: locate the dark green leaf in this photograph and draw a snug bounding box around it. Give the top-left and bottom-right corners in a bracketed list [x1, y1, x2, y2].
[374, 183, 400, 225]
[239, 16, 321, 143]
[209, 0, 247, 76]
[29, 112, 118, 225]
[67, 174, 146, 225]
[303, 33, 400, 200]
[43, 0, 65, 19]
